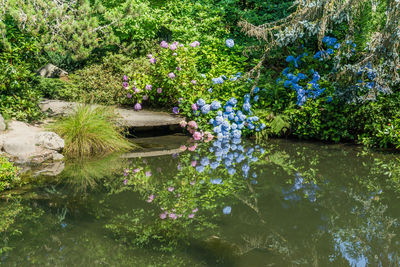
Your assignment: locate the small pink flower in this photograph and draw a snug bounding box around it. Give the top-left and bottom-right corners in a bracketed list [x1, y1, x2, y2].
[157, 88, 162, 94]
[180, 145, 187, 151]
[190, 41, 200, 47]
[169, 72, 176, 79]
[180, 120, 187, 128]
[170, 44, 177, 50]
[191, 160, 197, 167]
[123, 179, 128, 185]
[168, 186, 175, 192]
[123, 75, 128, 81]
[145, 84, 152, 90]
[176, 67, 181, 71]
[188, 144, 198, 151]
[188, 121, 198, 129]
[169, 213, 177, 220]
[146, 194, 155, 203]
[192, 208, 198, 213]
[123, 82, 128, 88]
[188, 128, 195, 134]
[178, 214, 183, 218]
[134, 103, 142, 111]
[133, 168, 140, 173]
[127, 93, 132, 98]
[205, 132, 214, 142]
[193, 131, 203, 141]
[160, 213, 167, 219]
[160, 41, 169, 48]
[123, 169, 129, 176]
[145, 171, 152, 177]
[191, 104, 198, 111]
[134, 88, 140, 93]
[149, 58, 156, 64]
[188, 214, 195, 218]
[191, 80, 197, 85]
[143, 95, 148, 101]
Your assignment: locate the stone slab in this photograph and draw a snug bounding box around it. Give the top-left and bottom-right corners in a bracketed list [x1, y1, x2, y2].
[40, 100, 183, 128]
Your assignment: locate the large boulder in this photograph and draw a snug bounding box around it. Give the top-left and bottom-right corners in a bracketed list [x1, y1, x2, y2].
[36, 132, 64, 151]
[0, 114, 5, 131]
[37, 64, 68, 78]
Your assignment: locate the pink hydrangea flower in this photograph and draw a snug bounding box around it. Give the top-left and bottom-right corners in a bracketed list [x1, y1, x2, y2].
[160, 213, 167, 219]
[123, 75, 128, 81]
[191, 161, 197, 167]
[169, 213, 177, 220]
[193, 131, 203, 141]
[149, 57, 156, 64]
[191, 80, 197, 85]
[170, 44, 177, 50]
[168, 186, 175, 192]
[146, 194, 155, 203]
[143, 95, 148, 101]
[188, 121, 198, 129]
[127, 93, 132, 98]
[176, 67, 181, 71]
[180, 145, 187, 151]
[190, 41, 200, 47]
[145, 84, 152, 90]
[191, 104, 198, 111]
[192, 208, 198, 213]
[134, 88, 140, 93]
[133, 168, 140, 173]
[180, 120, 187, 128]
[123, 179, 128, 185]
[188, 214, 195, 218]
[147, 54, 153, 59]
[134, 103, 142, 111]
[123, 82, 128, 88]
[145, 171, 152, 177]
[160, 41, 169, 48]
[188, 144, 198, 151]
[169, 72, 176, 79]
[157, 88, 162, 94]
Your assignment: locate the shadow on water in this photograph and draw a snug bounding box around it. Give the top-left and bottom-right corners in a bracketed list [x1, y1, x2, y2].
[1, 136, 400, 266]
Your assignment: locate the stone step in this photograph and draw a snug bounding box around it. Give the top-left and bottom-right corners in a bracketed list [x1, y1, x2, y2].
[39, 100, 183, 128]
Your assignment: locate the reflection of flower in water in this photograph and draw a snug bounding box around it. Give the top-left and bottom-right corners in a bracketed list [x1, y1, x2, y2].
[223, 206, 232, 214]
[282, 173, 319, 203]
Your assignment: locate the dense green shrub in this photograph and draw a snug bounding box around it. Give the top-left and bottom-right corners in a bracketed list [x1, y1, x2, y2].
[0, 155, 19, 192]
[51, 105, 134, 158]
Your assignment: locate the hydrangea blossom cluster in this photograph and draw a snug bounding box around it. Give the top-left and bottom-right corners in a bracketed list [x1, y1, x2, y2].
[180, 120, 213, 142]
[225, 39, 234, 48]
[192, 95, 266, 139]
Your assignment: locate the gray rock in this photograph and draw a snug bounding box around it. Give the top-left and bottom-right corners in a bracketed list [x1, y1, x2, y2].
[36, 132, 64, 151]
[52, 152, 64, 161]
[0, 114, 5, 131]
[3, 137, 36, 160]
[37, 64, 68, 78]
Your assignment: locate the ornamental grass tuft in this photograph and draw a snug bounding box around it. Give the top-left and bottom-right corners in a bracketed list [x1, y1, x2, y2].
[51, 105, 134, 158]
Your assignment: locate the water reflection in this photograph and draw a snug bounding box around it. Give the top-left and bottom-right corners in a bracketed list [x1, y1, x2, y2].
[1, 138, 400, 266]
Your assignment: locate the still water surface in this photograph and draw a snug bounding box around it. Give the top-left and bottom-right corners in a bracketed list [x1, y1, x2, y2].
[1, 136, 400, 266]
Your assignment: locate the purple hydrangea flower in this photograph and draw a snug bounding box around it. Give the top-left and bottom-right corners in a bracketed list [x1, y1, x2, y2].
[134, 103, 142, 111]
[145, 84, 152, 90]
[168, 186, 175, 192]
[143, 95, 148, 100]
[123, 82, 128, 88]
[157, 88, 162, 94]
[123, 75, 128, 81]
[169, 72, 176, 79]
[176, 67, 181, 71]
[170, 44, 177, 50]
[172, 107, 179, 114]
[192, 103, 198, 111]
[149, 58, 156, 64]
[160, 41, 169, 48]
[191, 80, 197, 85]
[190, 41, 200, 47]
[127, 93, 132, 98]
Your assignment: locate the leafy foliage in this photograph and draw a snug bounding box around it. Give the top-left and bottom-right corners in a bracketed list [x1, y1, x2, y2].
[0, 155, 19, 192]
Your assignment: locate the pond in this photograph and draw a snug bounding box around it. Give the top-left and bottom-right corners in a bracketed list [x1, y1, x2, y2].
[1, 135, 400, 266]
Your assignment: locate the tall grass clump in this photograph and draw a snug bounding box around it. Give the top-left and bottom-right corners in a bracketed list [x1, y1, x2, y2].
[51, 105, 134, 158]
